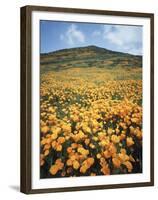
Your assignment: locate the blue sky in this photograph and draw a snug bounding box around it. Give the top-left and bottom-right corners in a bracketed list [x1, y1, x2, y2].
[40, 20, 142, 55]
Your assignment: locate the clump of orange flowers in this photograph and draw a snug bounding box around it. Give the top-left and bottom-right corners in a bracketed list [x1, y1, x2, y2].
[49, 159, 64, 175]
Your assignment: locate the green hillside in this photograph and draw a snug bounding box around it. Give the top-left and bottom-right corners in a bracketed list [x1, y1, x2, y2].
[40, 45, 142, 72]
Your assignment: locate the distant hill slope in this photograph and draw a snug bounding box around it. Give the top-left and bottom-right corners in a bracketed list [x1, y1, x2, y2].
[40, 45, 142, 72]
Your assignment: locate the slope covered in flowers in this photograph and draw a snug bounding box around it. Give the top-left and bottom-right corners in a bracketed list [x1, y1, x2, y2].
[40, 67, 142, 178]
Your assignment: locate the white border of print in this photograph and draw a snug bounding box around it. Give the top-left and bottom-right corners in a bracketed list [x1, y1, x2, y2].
[31, 11, 151, 189]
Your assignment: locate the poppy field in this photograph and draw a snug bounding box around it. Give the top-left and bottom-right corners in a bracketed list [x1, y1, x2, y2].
[40, 66, 142, 178]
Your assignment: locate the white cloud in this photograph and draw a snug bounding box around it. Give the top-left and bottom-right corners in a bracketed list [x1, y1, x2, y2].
[60, 34, 64, 40]
[103, 25, 142, 55]
[105, 32, 123, 46]
[92, 30, 101, 37]
[60, 24, 85, 46]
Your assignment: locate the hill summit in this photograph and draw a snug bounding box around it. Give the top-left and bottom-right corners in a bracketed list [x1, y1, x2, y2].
[40, 45, 142, 71]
